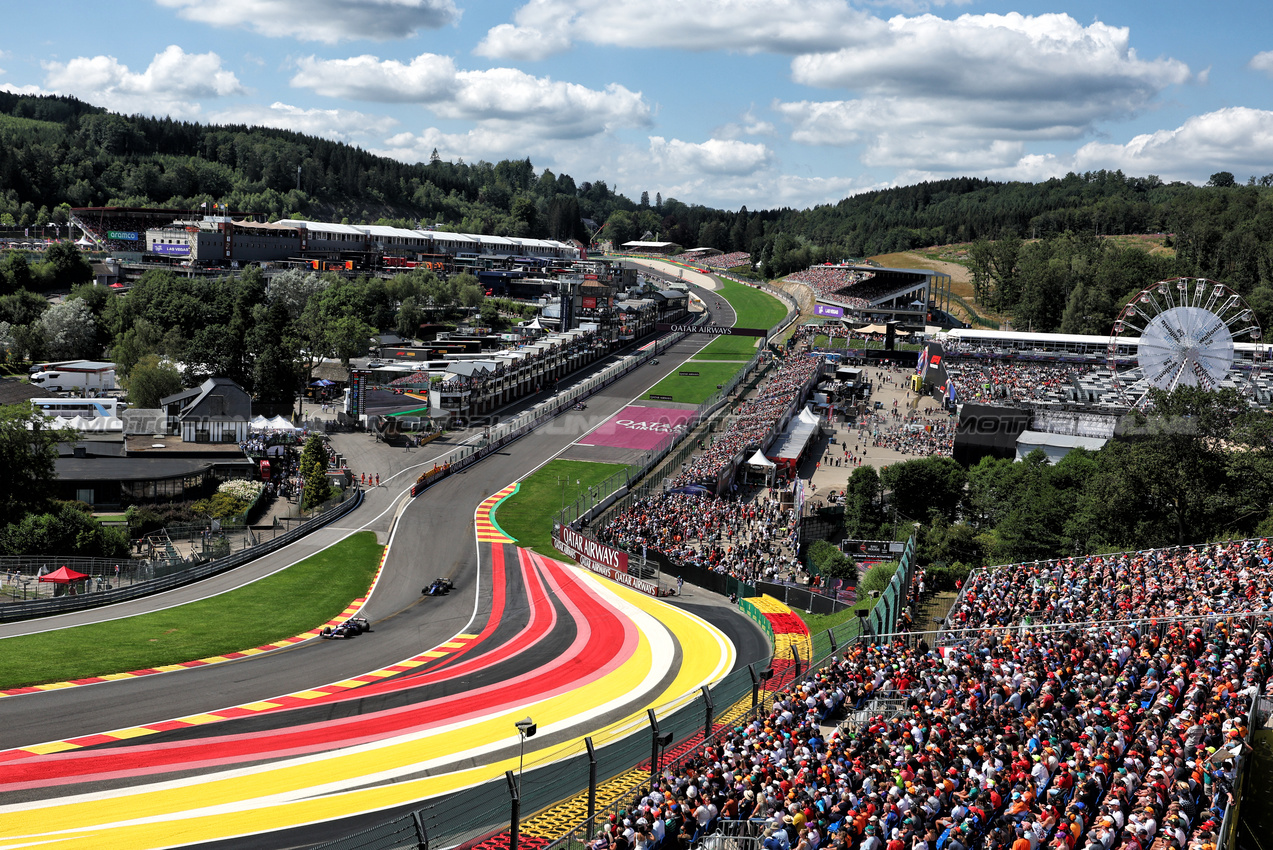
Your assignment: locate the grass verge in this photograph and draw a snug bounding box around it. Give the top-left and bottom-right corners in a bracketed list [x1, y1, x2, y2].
[496, 460, 636, 558]
[644, 361, 746, 405]
[698, 279, 788, 360]
[0, 531, 383, 689]
[797, 596, 874, 633]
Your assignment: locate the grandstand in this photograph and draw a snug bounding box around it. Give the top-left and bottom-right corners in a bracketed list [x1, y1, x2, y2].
[788, 263, 952, 327]
[68, 207, 582, 269]
[935, 329, 1273, 414]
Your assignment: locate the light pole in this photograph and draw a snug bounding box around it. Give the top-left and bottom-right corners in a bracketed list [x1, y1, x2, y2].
[511, 717, 536, 850]
[514, 716, 536, 795]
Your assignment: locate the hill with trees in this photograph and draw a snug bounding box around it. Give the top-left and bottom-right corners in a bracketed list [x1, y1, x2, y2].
[2, 92, 1273, 332]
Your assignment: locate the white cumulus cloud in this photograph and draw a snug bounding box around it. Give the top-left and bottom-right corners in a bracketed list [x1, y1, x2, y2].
[292, 54, 651, 139]
[1074, 107, 1273, 183]
[293, 54, 459, 103]
[778, 13, 1192, 174]
[647, 137, 773, 176]
[1250, 51, 1273, 76]
[42, 45, 245, 118]
[155, 0, 460, 44]
[475, 0, 880, 60]
[791, 12, 1189, 102]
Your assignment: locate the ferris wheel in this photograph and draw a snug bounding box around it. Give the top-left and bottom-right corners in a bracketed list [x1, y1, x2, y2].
[1107, 277, 1264, 409]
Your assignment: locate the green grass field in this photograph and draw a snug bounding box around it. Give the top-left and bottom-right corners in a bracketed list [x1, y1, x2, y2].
[697, 279, 788, 360]
[643, 361, 746, 405]
[0, 531, 383, 689]
[496, 460, 636, 557]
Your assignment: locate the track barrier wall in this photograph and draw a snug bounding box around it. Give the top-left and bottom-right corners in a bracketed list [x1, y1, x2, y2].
[0, 488, 363, 622]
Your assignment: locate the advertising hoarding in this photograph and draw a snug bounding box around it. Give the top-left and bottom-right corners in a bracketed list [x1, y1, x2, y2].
[556, 525, 657, 595]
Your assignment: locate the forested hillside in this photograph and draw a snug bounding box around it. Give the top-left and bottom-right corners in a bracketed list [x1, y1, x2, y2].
[3, 92, 1273, 327]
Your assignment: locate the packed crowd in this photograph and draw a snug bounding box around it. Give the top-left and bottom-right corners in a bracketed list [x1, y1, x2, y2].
[841, 277, 925, 306]
[787, 267, 874, 299]
[389, 370, 432, 387]
[945, 362, 1094, 405]
[794, 324, 856, 344]
[671, 356, 820, 488]
[700, 252, 753, 270]
[863, 415, 957, 457]
[596, 538, 1271, 850]
[594, 491, 800, 583]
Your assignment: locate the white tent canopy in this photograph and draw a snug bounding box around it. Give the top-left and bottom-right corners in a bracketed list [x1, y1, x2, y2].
[798, 407, 821, 425]
[268, 415, 297, 430]
[250, 415, 272, 430]
[746, 450, 775, 468]
[854, 323, 909, 336]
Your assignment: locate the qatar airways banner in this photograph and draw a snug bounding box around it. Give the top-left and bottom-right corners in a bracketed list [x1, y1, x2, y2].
[655, 323, 767, 336]
[578, 405, 693, 450]
[556, 525, 657, 595]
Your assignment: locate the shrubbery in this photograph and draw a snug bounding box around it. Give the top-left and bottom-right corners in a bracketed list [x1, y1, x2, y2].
[192, 479, 266, 521]
[858, 561, 900, 595]
[0, 501, 128, 557]
[807, 539, 856, 580]
[125, 501, 201, 535]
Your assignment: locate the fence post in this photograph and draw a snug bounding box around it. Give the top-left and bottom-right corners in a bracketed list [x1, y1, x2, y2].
[701, 684, 714, 741]
[507, 770, 520, 850]
[585, 736, 598, 828]
[647, 708, 660, 787]
[412, 810, 429, 850]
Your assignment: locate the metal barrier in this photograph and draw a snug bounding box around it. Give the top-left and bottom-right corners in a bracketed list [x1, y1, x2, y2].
[1218, 691, 1271, 850]
[0, 488, 363, 623]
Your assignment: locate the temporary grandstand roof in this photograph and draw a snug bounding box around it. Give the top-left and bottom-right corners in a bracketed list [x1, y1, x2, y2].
[363, 224, 424, 239]
[767, 408, 820, 462]
[232, 220, 301, 232]
[854, 324, 908, 336]
[277, 219, 365, 236]
[1014, 431, 1108, 464]
[430, 231, 479, 244]
[622, 241, 681, 250]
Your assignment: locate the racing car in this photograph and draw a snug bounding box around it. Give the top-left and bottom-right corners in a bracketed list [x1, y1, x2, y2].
[422, 577, 454, 596]
[320, 616, 372, 639]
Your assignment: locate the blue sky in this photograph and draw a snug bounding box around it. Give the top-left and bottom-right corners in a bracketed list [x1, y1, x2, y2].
[2, 0, 1271, 211]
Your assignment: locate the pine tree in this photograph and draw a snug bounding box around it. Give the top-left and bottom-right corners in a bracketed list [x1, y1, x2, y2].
[299, 434, 333, 510]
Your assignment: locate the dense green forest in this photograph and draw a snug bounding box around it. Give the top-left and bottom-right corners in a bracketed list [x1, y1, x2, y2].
[3, 91, 1273, 332]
